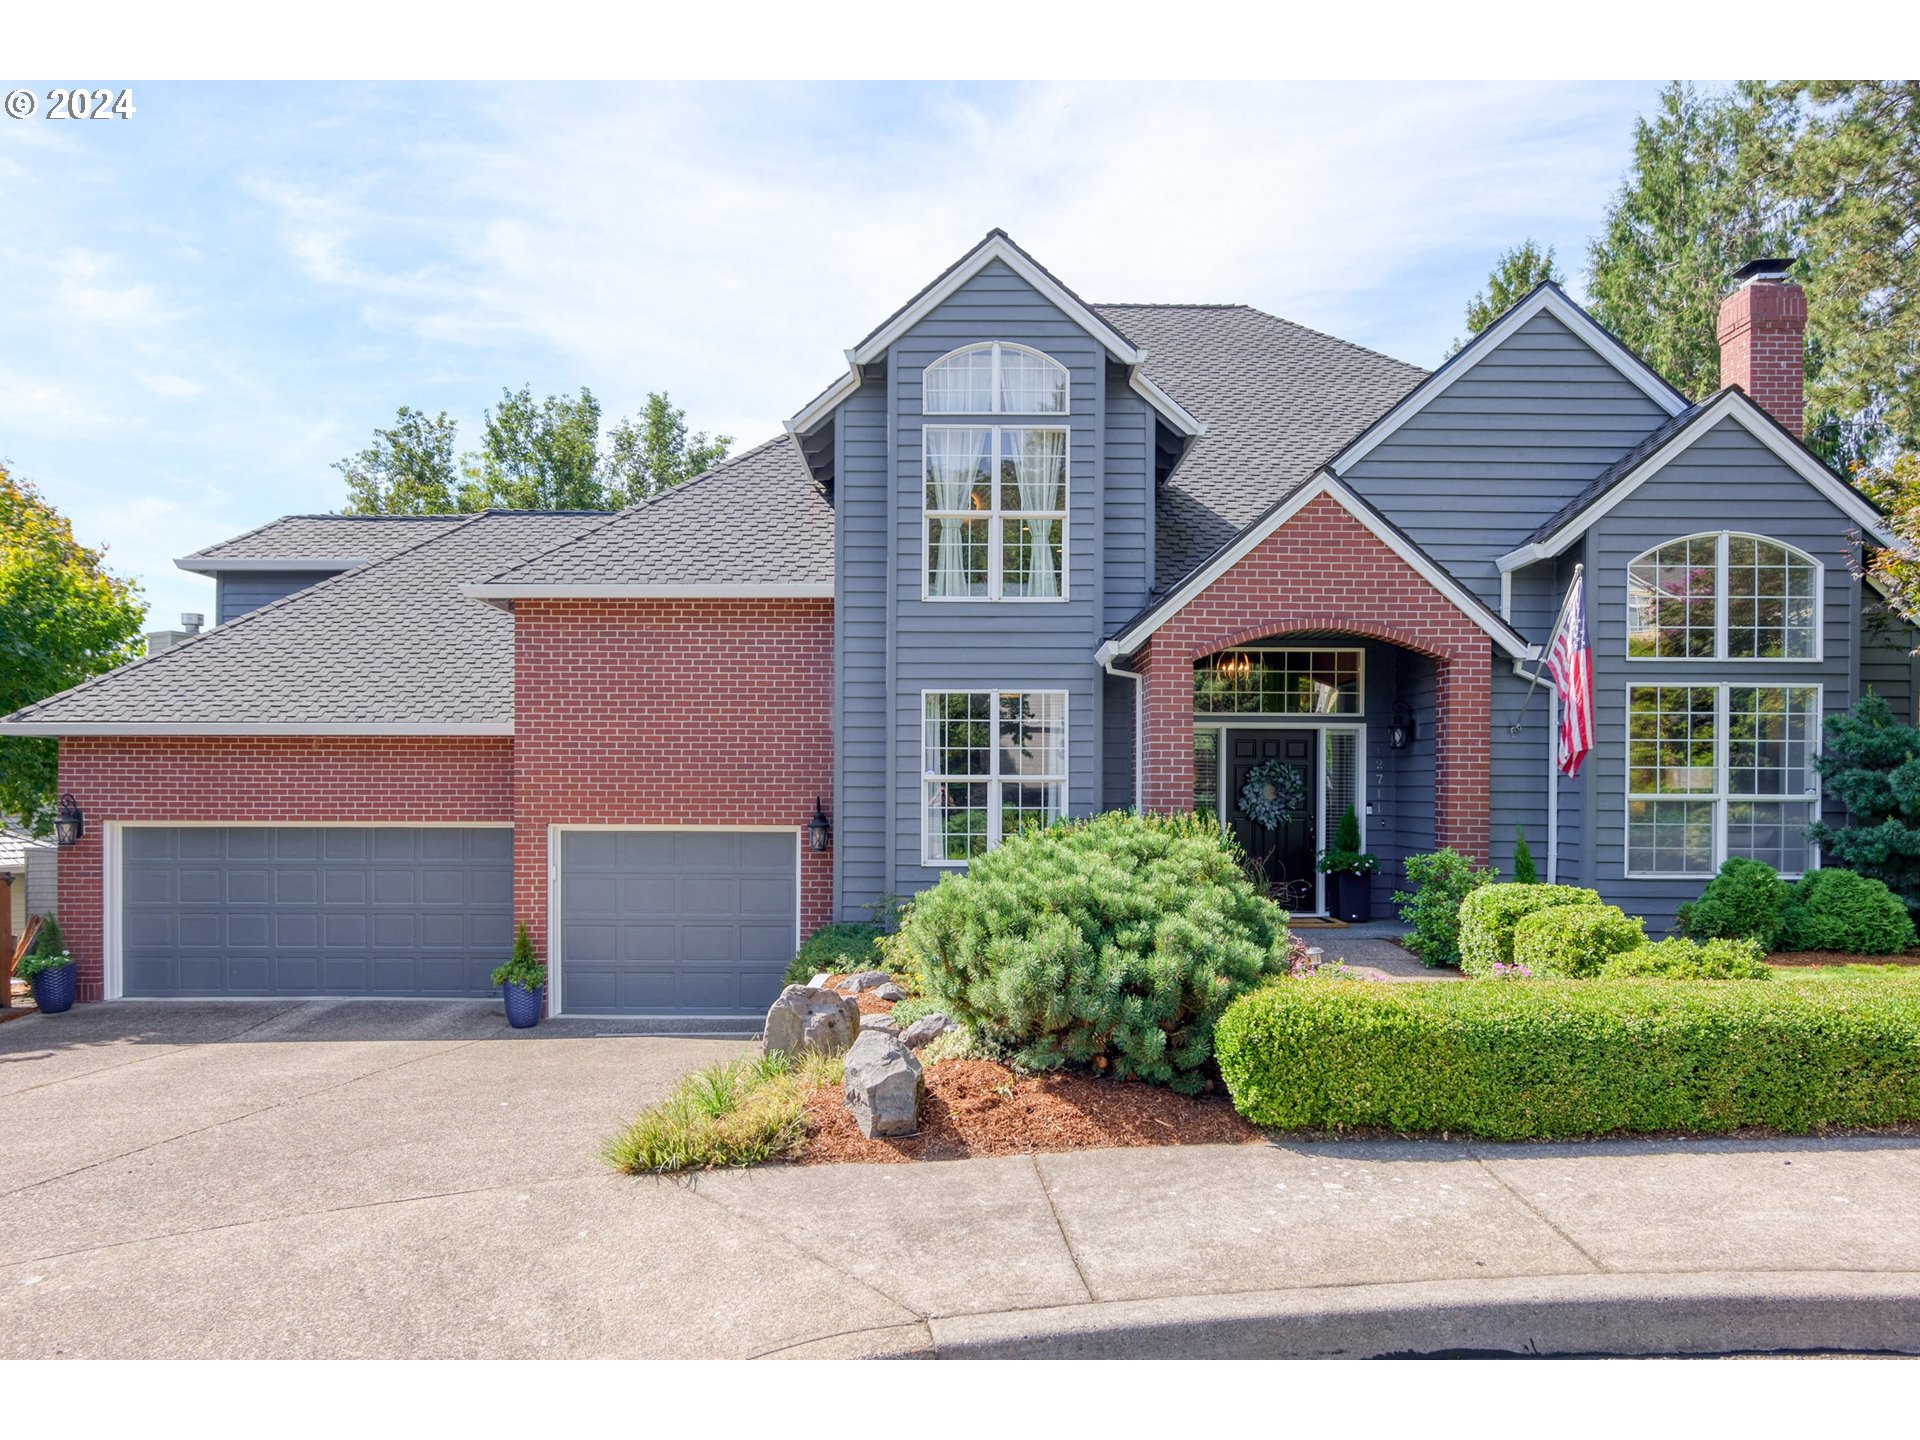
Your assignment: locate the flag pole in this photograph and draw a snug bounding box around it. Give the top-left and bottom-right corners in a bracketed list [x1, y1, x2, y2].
[1509, 563, 1583, 736]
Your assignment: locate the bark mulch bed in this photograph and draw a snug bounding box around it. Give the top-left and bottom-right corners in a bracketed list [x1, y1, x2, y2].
[801, 1057, 1261, 1165]
[1767, 950, 1920, 967]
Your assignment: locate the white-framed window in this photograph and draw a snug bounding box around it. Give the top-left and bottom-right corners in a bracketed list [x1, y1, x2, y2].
[1626, 683, 1821, 878]
[1627, 532, 1820, 661]
[922, 690, 1068, 865]
[924, 342, 1069, 415]
[923, 425, 1068, 601]
[1193, 647, 1364, 716]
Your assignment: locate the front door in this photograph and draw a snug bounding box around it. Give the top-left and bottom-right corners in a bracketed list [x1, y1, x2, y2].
[1227, 729, 1319, 911]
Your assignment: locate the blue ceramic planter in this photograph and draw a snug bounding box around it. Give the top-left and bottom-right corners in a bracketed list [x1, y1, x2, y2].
[31, 962, 77, 1015]
[502, 981, 544, 1029]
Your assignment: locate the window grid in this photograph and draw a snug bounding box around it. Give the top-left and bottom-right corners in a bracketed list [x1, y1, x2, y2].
[924, 425, 1068, 601]
[1627, 531, 1819, 661]
[1193, 649, 1363, 716]
[924, 342, 1069, 416]
[1626, 683, 1820, 878]
[923, 690, 1068, 865]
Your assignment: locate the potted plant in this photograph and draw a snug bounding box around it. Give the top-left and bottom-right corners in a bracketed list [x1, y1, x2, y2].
[1317, 804, 1379, 923]
[18, 916, 78, 1015]
[491, 922, 546, 1029]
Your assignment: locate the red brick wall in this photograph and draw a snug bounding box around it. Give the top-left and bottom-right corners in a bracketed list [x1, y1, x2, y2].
[55, 735, 513, 1001]
[512, 598, 835, 969]
[1136, 491, 1493, 861]
[1718, 280, 1806, 436]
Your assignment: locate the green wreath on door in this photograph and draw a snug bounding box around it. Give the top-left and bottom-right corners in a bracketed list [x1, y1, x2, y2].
[1237, 759, 1306, 831]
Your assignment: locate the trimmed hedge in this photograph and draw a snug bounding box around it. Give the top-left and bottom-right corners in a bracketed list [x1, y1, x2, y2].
[1457, 883, 1600, 975]
[1603, 936, 1770, 980]
[1511, 903, 1645, 977]
[1677, 858, 1790, 950]
[1214, 973, 1920, 1139]
[1781, 869, 1917, 956]
[1392, 849, 1497, 968]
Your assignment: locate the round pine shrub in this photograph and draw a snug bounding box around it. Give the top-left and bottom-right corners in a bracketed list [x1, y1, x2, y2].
[893, 810, 1291, 1092]
[1676, 858, 1789, 949]
[1457, 883, 1600, 976]
[1780, 868, 1917, 955]
[1602, 936, 1771, 980]
[1510, 903, 1645, 978]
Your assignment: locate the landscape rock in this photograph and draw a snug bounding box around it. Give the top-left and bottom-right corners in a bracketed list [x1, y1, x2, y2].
[873, 982, 906, 1002]
[763, 985, 860, 1058]
[860, 1011, 901, 1035]
[806, 972, 832, 989]
[847, 971, 894, 993]
[901, 1013, 956, 1049]
[842, 1030, 925, 1138]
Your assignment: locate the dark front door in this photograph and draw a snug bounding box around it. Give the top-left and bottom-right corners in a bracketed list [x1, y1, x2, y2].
[1227, 729, 1318, 911]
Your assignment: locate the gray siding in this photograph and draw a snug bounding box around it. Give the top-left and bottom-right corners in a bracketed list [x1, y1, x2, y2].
[1102, 371, 1153, 629]
[1102, 669, 1137, 811]
[833, 380, 891, 920]
[1340, 310, 1673, 610]
[216, 570, 344, 624]
[1860, 603, 1917, 726]
[25, 845, 56, 923]
[1582, 417, 1860, 931]
[1494, 554, 1584, 885]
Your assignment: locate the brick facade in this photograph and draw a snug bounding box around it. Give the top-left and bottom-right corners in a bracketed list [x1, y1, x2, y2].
[55, 735, 513, 1001]
[1135, 491, 1493, 861]
[1718, 278, 1807, 436]
[511, 597, 835, 970]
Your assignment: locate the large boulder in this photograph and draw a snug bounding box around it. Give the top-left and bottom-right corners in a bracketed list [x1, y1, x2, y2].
[843, 1030, 925, 1138]
[900, 1012, 955, 1050]
[845, 970, 894, 993]
[859, 1011, 901, 1035]
[763, 985, 860, 1058]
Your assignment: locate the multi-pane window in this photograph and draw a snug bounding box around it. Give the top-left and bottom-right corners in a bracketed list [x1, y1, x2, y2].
[1193, 649, 1362, 715]
[1193, 730, 1220, 815]
[924, 426, 1067, 600]
[923, 691, 1067, 864]
[1627, 684, 1819, 877]
[924, 342, 1069, 415]
[1628, 532, 1818, 660]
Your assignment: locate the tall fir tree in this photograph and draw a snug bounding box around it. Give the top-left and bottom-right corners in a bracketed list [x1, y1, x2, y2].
[1451, 239, 1563, 353]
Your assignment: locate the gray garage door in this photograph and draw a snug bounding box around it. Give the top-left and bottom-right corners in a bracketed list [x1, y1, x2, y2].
[122, 827, 513, 998]
[558, 830, 796, 1016]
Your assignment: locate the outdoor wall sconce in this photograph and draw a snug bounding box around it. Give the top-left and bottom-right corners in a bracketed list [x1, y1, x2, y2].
[1388, 702, 1417, 751]
[808, 796, 833, 853]
[53, 793, 85, 847]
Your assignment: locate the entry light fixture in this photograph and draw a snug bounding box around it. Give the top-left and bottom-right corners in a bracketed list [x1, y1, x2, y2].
[53, 793, 85, 847]
[1389, 702, 1417, 752]
[808, 796, 833, 853]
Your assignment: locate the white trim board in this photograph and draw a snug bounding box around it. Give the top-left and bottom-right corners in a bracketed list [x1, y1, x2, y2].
[175, 558, 362, 576]
[784, 233, 1204, 439]
[1330, 284, 1688, 478]
[1498, 390, 1897, 573]
[0, 721, 514, 737]
[1096, 473, 1531, 663]
[462, 582, 833, 602]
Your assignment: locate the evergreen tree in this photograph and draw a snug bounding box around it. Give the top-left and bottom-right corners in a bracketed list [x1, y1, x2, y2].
[1806, 693, 1920, 911]
[1512, 826, 1537, 884]
[1452, 239, 1563, 353]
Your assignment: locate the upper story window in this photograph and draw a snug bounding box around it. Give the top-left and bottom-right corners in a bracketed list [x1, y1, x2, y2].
[924, 425, 1067, 600]
[924, 343, 1069, 415]
[1627, 532, 1819, 661]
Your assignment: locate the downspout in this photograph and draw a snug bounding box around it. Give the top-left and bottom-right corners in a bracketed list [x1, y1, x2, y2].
[1102, 653, 1145, 812]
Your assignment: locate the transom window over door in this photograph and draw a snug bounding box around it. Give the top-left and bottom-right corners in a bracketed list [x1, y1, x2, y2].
[924, 426, 1068, 600]
[923, 342, 1069, 415]
[923, 690, 1067, 864]
[1627, 532, 1819, 660]
[1626, 684, 1820, 877]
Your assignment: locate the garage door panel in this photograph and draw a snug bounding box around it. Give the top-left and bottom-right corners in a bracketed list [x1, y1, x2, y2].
[559, 829, 799, 1016]
[122, 827, 510, 998]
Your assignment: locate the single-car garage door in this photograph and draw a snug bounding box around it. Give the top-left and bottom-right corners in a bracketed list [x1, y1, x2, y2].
[121, 826, 512, 998]
[558, 830, 796, 1016]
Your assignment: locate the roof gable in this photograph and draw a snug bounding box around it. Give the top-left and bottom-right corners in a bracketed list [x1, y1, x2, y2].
[177, 514, 468, 575]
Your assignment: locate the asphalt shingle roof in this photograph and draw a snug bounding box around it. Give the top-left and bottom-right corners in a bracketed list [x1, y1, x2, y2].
[179, 513, 469, 566]
[1090, 304, 1427, 588]
[486, 438, 830, 587]
[6, 511, 604, 729]
[1523, 401, 1710, 547]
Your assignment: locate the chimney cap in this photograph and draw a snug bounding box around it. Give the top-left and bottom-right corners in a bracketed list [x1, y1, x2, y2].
[1732, 257, 1795, 285]
[180, 612, 204, 632]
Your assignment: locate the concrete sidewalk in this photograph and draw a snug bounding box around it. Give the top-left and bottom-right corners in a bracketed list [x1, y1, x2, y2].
[3, 1003, 1919, 1358]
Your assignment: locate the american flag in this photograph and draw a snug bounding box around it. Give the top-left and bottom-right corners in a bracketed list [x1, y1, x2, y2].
[1547, 569, 1593, 776]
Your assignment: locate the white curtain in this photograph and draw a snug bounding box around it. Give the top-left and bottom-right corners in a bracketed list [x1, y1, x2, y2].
[927, 429, 986, 596]
[1011, 429, 1065, 599]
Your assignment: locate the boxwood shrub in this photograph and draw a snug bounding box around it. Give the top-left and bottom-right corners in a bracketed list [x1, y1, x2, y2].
[1457, 883, 1600, 976]
[893, 810, 1291, 1092]
[1677, 858, 1790, 950]
[1603, 936, 1770, 980]
[783, 921, 886, 986]
[1214, 973, 1920, 1139]
[1392, 848, 1497, 968]
[1780, 869, 1917, 956]
[1510, 903, 1645, 977]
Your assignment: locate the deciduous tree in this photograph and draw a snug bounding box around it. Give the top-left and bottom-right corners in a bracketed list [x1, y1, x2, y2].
[336, 406, 468, 514]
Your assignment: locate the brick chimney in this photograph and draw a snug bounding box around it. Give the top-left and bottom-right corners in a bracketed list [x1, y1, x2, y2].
[1717, 258, 1806, 436]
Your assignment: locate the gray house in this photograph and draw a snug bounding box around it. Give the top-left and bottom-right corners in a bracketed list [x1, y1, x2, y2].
[2, 233, 1901, 1016]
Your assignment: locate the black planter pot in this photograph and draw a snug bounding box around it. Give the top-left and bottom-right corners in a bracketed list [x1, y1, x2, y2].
[1328, 871, 1374, 924]
[30, 962, 78, 1015]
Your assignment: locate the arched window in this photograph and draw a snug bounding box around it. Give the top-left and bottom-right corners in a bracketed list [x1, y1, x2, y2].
[1627, 532, 1819, 660]
[924, 343, 1069, 415]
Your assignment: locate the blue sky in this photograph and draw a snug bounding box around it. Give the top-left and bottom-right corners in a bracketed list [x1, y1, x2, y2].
[1, 80, 1672, 628]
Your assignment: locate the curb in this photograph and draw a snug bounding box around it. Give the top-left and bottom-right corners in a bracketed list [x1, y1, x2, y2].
[767, 1271, 1920, 1359]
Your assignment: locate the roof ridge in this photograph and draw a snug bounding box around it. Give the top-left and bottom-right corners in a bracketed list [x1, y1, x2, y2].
[481, 435, 796, 585]
[6, 508, 515, 722]
[1092, 302, 1252, 310]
